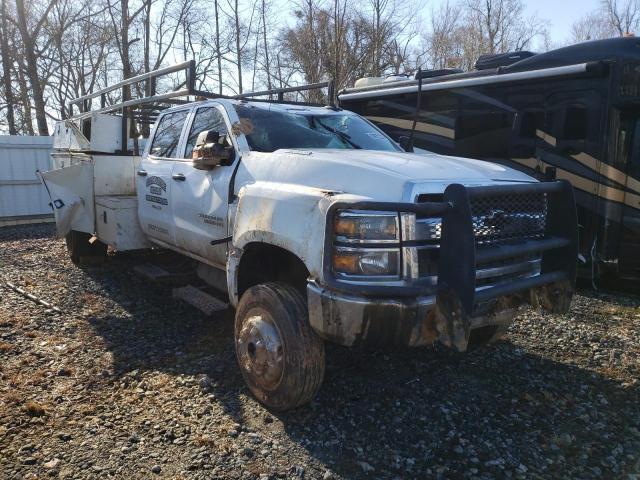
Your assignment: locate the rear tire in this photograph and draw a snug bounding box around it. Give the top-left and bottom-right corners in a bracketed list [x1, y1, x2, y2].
[65, 230, 107, 265]
[234, 282, 325, 411]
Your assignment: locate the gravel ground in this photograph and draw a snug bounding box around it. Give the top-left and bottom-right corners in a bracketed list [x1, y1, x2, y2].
[0, 223, 639, 480]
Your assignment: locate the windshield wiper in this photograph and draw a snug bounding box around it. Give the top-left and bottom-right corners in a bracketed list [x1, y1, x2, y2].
[312, 118, 362, 149]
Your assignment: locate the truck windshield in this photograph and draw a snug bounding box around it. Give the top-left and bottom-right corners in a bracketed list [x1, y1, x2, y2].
[233, 104, 401, 153]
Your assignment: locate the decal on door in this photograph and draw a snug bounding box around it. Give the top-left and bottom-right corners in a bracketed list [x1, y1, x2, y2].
[148, 223, 169, 235]
[199, 213, 223, 227]
[145, 176, 168, 206]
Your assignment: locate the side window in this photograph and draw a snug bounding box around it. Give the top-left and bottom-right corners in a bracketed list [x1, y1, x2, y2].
[612, 110, 640, 172]
[563, 105, 587, 140]
[184, 107, 228, 159]
[149, 110, 188, 158]
[519, 110, 544, 138]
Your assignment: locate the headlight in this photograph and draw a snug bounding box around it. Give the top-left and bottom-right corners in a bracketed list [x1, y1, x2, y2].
[333, 247, 400, 277]
[332, 210, 401, 280]
[334, 210, 398, 242]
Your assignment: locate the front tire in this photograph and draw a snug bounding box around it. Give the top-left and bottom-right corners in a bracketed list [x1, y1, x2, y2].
[234, 282, 325, 411]
[65, 230, 107, 265]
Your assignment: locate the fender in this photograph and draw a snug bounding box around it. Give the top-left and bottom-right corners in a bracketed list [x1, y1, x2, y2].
[226, 181, 341, 305]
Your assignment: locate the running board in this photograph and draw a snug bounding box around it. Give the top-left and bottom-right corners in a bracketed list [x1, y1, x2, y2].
[172, 285, 229, 315]
[133, 262, 196, 285]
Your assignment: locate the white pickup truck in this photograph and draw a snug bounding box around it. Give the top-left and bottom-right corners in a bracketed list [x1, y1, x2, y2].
[42, 81, 578, 410]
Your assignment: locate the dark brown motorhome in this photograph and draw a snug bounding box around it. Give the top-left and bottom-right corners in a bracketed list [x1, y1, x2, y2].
[339, 38, 640, 283]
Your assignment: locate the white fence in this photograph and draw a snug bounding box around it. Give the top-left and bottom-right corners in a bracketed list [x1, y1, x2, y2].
[0, 135, 53, 226]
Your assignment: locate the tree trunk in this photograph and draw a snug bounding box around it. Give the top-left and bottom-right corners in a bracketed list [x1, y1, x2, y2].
[234, 0, 243, 94]
[0, 0, 16, 135]
[142, 0, 151, 136]
[16, 63, 34, 135]
[261, 0, 271, 91]
[215, 0, 223, 95]
[14, 0, 48, 135]
[120, 0, 132, 101]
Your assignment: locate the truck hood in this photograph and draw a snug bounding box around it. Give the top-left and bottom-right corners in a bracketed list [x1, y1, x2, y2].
[240, 148, 536, 201]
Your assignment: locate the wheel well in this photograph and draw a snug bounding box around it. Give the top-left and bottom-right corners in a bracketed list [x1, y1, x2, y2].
[237, 243, 310, 298]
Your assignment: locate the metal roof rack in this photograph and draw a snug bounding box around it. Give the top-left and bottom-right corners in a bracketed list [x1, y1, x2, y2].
[67, 60, 334, 153]
[68, 60, 334, 121]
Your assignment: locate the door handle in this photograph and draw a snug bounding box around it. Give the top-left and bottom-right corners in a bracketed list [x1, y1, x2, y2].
[137, 169, 148, 176]
[172, 173, 186, 181]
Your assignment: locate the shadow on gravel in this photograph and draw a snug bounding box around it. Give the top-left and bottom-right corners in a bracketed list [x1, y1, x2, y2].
[80, 254, 639, 479]
[270, 342, 640, 479]
[80, 252, 252, 418]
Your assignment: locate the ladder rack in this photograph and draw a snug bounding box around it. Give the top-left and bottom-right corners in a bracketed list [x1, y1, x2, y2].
[67, 60, 334, 154]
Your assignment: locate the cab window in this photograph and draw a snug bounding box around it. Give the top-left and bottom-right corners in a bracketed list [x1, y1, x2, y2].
[149, 110, 188, 158]
[233, 104, 401, 153]
[184, 106, 229, 159]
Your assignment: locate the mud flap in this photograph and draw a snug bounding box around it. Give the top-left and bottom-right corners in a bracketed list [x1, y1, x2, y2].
[39, 163, 95, 237]
[434, 290, 470, 352]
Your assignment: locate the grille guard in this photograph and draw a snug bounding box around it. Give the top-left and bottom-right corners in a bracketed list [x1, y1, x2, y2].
[323, 180, 578, 348]
[437, 180, 577, 314]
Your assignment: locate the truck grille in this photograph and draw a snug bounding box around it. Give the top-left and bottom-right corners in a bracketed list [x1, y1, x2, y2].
[415, 190, 547, 289]
[416, 192, 547, 243]
[470, 192, 547, 244]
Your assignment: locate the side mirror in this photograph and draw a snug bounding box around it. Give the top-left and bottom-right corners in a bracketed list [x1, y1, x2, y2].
[192, 130, 234, 170]
[398, 135, 414, 152]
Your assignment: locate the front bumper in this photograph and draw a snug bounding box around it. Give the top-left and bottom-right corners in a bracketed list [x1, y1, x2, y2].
[307, 281, 437, 347]
[314, 181, 578, 350]
[307, 278, 573, 349]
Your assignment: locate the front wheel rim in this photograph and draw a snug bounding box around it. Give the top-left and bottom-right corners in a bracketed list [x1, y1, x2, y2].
[237, 309, 284, 391]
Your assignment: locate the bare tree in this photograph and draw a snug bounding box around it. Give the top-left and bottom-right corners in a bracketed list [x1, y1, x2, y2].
[0, 0, 17, 134]
[49, 0, 113, 119]
[570, 11, 617, 42]
[602, 0, 640, 36]
[424, 0, 462, 69]
[283, 0, 411, 100]
[224, 0, 257, 94]
[260, 0, 272, 91]
[464, 0, 547, 55]
[13, 0, 60, 135]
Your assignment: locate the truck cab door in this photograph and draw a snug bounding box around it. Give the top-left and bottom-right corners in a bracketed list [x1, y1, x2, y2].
[137, 109, 190, 245]
[171, 105, 236, 267]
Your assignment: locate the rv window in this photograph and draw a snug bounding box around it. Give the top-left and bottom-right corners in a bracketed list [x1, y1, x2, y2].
[563, 105, 587, 140]
[457, 111, 510, 139]
[631, 120, 640, 178]
[184, 107, 228, 158]
[613, 110, 639, 172]
[620, 63, 640, 98]
[150, 110, 189, 158]
[520, 111, 541, 138]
